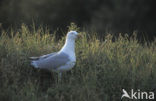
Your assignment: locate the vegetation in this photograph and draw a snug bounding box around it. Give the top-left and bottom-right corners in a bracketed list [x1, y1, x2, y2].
[0, 24, 156, 101]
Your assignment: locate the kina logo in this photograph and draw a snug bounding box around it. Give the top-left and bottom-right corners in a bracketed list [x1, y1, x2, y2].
[121, 89, 154, 100]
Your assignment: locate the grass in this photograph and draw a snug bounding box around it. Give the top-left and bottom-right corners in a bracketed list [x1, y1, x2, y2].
[0, 23, 156, 101]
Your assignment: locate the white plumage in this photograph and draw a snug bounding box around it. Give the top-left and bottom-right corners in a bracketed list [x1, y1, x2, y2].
[30, 31, 78, 75]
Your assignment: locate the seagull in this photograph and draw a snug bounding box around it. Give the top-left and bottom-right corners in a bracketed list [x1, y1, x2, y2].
[30, 31, 79, 79]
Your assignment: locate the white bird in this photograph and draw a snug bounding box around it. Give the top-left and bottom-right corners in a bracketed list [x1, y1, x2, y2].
[30, 31, 79, 78]
[121, 89, 131, 99]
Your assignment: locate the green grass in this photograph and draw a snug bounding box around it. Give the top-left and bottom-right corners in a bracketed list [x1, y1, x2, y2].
[0, 24, 156, 101]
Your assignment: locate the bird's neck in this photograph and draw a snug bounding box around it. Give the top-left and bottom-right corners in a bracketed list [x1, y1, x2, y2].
[60, 38, 75, 54]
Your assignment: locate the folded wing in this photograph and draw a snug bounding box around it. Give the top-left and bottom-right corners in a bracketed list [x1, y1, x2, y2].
[31, 52, 70, 70]
[29, 52, 57, 60]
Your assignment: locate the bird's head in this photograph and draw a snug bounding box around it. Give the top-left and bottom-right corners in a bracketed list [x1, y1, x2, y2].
[67, 31, 78, 40]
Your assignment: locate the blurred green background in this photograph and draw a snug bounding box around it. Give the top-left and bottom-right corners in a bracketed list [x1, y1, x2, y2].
[0, 0, 156, 40]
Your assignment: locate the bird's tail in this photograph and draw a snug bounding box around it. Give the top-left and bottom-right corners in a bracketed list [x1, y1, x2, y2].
[31, 61, 39, 68]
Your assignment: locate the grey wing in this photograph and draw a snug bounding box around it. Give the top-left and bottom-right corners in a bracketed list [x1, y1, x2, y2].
[29, 52, 57, 60]
[36, 52, 70, 70]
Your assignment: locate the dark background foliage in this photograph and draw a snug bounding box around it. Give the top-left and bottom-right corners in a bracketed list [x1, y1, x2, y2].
[0, 0, 156, 40]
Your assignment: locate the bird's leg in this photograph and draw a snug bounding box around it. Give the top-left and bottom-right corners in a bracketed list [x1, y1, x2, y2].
[58, 72, 62, 84]
[59, 72, 62, 79]
[50, 72, 55, 84]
